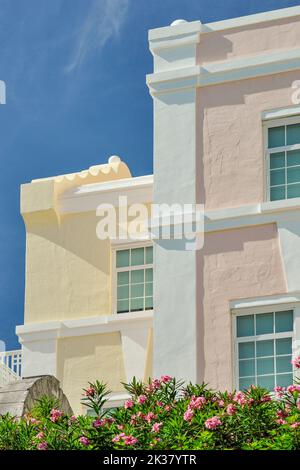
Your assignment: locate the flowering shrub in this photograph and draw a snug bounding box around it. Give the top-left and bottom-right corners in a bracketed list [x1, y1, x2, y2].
[1, 358, 300, 450]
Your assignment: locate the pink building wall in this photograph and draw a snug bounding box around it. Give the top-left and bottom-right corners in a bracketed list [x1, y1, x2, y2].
[198, 224, 287, 389]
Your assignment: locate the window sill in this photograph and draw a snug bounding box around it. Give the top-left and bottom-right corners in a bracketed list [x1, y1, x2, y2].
[111, 310, 153, 323]
[261, 197, 300, 214]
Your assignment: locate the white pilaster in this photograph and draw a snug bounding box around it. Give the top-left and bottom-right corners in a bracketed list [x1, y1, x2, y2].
[147, 21, 201, 382]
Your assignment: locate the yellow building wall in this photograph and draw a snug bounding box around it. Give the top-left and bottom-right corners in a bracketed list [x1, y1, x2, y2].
[56, 332, 126, 415]
[24, 210, 111, 323]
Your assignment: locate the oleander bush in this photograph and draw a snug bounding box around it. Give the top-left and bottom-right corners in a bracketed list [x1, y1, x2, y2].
[1, 357, 300, 450]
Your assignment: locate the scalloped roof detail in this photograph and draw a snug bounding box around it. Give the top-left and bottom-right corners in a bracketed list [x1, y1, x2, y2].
[31, 156, 132, 193]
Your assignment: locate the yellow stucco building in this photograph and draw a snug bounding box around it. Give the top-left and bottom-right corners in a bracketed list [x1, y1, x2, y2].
[18, 156, 154, 414]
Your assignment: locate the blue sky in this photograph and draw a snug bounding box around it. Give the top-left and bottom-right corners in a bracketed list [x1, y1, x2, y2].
[0, 0, 299, 349]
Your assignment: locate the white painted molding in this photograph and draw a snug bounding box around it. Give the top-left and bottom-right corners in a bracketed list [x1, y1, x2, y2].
[204, 199, 300, 233]
[262, 105, 300, 121]
[147, 48, 300, 94]
[58, 175, 153, 214]
[16, 311, 153, 343]
[149, 6, 300, 40]
[230, 292, 300, 311]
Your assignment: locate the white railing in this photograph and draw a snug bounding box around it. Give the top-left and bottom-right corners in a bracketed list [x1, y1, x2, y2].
[0, 350, 22, 387]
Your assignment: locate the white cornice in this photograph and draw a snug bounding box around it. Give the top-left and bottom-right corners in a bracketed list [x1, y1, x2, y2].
[204, 198, 300, 233]
[147, 47, 300, 94]
[58, 175, 153, 214]
[149, 6, 300, 41]
[16, 311, 153, 343]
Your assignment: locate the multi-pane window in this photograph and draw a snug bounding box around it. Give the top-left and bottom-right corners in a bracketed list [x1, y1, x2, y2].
[116, 246, 153, 314]
[236, 310, 294, 390]
[268, 119, 300, 201]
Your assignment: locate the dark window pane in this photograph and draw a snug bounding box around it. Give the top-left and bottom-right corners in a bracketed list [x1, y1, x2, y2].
[268, 126, 285, 148]
[275, 310, 293, 333]
[270, 169, 285, 186]
[116, 250, 129, 268]
[287, 123, 300, 145]
[287, 149, 300, 166]
[270, 186, 285, 201]
[270, 152, 285, 169]
[237, 315, 254, 337]
[238, 342, 255, 359]
[287, 183, 300, 199]
[256, 313, 273, 335]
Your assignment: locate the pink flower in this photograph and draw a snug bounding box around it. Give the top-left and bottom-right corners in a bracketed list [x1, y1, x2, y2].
[145, 412, 156, 423]
[151, 422, 163, 433]
[37, 441, 48, 450]
[152, 378, 162, 389]
[130, 414, 138, 425]
[291, 422, 300, 429]
[205, 416, 222, 430]
[104, 417, 115, 425]
[137, 395, 147, 405]
[160, 375, 172, 383]
[261, 394, 271, 402]
[226, 404, 236, 416]
[233, 391, 247, 406]
[274, 386, 285, 397]
[50, 409, 64, 423]
[165, 405, 171, 412]
[189, 395, 206, 410]
[287, 385, 300, 394]
[285, 404, 292, 413]
[93, 419, 104, 428]
[276, 418, 287, 425]
[112, 433, 125, 443]
[297, 402, 300, 410]
[156, 401, 163, 407]
[183, 407, 194, 422]
[36, 432, 45, 440]
[277, 409, 288, 419]
[124, 436, 138, 446]
[85, 387, 96, 397]
[124, 399, 134, 409]
[79, 436, 90, 446]
[69, 415, 77, 423]
[291, 356, 300, 369]
[217, 399, 225, 407]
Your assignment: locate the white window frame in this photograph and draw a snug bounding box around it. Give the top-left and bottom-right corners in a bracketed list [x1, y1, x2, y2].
[232, 301, 300, 390]
[263, 115, 300, 202]
[112, 241, 153, 315]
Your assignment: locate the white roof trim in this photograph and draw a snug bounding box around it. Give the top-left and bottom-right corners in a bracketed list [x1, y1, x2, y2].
[147, 48, 300, 93]
[149, 6, 300, 40]
[58, 174, 153, 214]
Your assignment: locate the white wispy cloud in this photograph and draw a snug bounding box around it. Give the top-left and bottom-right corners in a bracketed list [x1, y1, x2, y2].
[65, 0, 130, 73]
